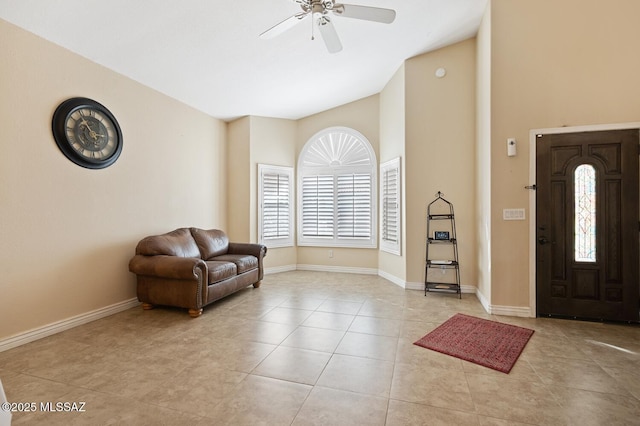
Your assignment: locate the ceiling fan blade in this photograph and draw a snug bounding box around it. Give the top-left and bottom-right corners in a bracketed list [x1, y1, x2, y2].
[333, 4, 396, 24]
[260, 12, 309, 39]
[317, 16, 343, 53]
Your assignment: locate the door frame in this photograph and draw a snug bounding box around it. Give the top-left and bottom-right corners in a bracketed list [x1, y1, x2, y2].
[528, 122, 640, 318]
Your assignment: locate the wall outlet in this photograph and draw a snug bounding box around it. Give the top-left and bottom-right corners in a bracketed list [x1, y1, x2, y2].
[328, 249, 333, 258]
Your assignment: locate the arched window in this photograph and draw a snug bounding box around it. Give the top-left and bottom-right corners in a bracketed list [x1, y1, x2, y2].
[297, 127, 377, 248]
[574, 164, 596, 262]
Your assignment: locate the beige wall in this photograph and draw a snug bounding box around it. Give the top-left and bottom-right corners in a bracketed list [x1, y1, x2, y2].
[249, 116, 298, 269]
[404, 39, 477, 287]
[228, 97, 383, 273]
[296, 95, 381, 270]
[489, 0, 640, 308]
[378, 65, 407, 282]
[8, 0, 637, 341]
[226, 116, 251, 242]
[0, 19, 227, 340]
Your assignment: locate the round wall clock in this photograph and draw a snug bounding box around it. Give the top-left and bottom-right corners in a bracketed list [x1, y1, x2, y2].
[52, 97, 123, 169]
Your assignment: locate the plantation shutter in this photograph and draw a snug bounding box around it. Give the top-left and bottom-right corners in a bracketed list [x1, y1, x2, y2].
[258, 164, 293, 247]
[262, 172, 290, 239]
[301, 175, 334, 238]
[297, 127, 377, 248]
[380, 157, 401, 255]
[337, 173, 372, 239]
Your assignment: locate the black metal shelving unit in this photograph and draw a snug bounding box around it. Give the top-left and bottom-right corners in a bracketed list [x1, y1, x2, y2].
[425, 191, 461, 298]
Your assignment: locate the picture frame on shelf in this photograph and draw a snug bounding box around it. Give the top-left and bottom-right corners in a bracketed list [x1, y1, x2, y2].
[434, 231, 450, 240]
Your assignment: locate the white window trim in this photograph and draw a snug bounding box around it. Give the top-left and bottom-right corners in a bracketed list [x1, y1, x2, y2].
[380, 157, 401, 255]
[258, 164, 294, 248]
[297, 127, 377, 248]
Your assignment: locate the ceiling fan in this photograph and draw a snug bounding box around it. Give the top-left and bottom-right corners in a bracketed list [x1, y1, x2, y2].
[260, 0, 396, 53]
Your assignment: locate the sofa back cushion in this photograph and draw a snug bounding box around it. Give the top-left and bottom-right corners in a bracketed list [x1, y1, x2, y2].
[191, 228, 229, 260]
[135, 228, 201, 258]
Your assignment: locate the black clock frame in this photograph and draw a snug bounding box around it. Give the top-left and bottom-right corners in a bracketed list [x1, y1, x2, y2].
[52, 97, 123, 169]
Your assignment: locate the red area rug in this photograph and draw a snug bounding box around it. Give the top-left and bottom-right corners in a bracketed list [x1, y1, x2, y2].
[414, 313, 534, 373]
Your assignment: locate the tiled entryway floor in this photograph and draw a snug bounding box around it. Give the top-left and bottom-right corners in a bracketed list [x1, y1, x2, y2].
[1, 271, 639, 425]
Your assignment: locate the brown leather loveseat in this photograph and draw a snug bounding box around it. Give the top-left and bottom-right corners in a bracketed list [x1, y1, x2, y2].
[128, 227, 267, 317]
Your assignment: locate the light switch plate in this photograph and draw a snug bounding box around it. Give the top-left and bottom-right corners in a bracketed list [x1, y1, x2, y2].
[503, 208, 526, 220]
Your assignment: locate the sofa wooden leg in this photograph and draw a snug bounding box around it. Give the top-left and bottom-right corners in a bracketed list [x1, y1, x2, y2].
[142, 303, 155, 310]
[188, 308, 203, 318]
[253, 281, 262, 288]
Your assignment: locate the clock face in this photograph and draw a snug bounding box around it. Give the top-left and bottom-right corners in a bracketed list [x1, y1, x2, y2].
[52, 98, 123, 169]
[65, 107, 118, 161]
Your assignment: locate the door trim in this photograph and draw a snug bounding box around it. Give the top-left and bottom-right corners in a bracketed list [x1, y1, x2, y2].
[528, 122, 640, 318]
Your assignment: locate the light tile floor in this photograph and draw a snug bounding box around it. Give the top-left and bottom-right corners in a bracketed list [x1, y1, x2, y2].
[1, 271, 639, 425]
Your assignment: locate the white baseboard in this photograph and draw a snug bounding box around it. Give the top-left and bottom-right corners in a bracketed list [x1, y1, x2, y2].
[377, 270, 407, 288]
[405, 281, 477, 294]
[474, 288, 533, 317]
[269, 266, 478, 299]
[489, 305, 533, 318]
[296, 264, 378, 275]
[0, 270, 533, 353]
[0, 298, 140, 353]
[476, 287, 491, 312]
[405, 281, 423, 291]
[461, 285, 477, 294]
[264, 264, 297, 275]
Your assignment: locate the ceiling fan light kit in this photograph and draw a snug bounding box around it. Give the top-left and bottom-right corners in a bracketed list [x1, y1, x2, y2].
[260, 0, 396, 53]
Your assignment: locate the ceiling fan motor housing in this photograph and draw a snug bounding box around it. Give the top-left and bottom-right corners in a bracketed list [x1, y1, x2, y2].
[297, 0, 335, 15]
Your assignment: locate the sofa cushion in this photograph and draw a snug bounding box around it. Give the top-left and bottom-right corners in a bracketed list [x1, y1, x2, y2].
[206, 261, 237, 284]
[135, 228, 200, 258]
[191, 228, 229, 260]
[211, 254, 258, 274]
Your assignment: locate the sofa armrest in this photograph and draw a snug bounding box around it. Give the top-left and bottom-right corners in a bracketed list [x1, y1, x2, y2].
[227, 242, 267, 259]
[129, 255, 207, 280]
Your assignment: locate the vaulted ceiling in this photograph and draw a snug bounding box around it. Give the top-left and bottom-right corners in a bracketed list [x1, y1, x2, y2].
[0, 0, 487, 121]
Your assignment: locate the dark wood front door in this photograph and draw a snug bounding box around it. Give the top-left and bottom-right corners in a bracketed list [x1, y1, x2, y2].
[536, 129, 639, 322]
